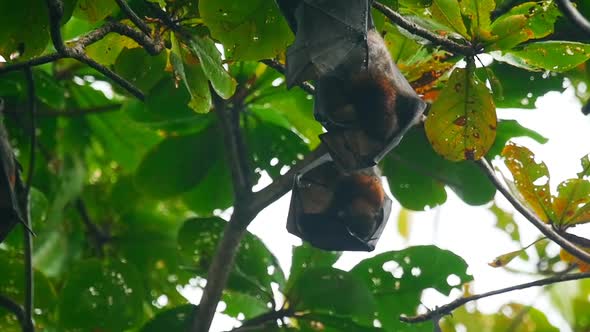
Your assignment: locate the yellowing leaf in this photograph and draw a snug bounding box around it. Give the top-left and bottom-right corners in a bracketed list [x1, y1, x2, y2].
[560, 248, 590, 272]
[425, 66, 497, 161]
[489, 249, 522, 267]
[397, 208, 411, 240]
[553, 179, 590, 226]
[502, 143, 554, 222]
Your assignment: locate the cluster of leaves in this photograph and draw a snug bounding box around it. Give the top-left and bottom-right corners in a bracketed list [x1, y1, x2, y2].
[0, 0, 590, 331]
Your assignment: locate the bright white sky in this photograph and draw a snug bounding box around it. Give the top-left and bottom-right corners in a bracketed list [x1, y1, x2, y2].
[191, 84, 590, 331]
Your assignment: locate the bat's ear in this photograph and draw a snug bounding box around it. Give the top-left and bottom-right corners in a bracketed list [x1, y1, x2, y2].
[286, 157, 392, 251]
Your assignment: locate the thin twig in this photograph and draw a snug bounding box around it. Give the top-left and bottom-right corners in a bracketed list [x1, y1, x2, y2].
[0, 54, 62, 75]
[260, 59, 315, 94]
[556, 0, 590, 36]
[229, 308, 292, 332]
[372, 2, 475, 56]
[114, 0, 152, 36]
[0, 295, 30, 332]
[74, 54, 144, 99]
[400, 272, 590, 323]
[23, 67, 36, 332]
[476, 158, 590, 264]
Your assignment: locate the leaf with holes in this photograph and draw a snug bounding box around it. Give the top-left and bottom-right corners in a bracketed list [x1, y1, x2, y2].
[553, 178, 590, 227]
[350, 245, 472, 331]
[287, 267, 376, 327]
[489, 203, 520, 242]
[425, 66, 497, 161]
[199, 0, 293, 61]
[487, 2, 560, 50]
[502, 143, 555, 222]
[287, 243, 342, 292]
[496, 41, 590, 72]
[177, 217, 286, 307]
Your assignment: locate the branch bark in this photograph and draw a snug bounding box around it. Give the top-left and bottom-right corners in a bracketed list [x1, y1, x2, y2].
[372, 2, 476, 56]
[400, 272, 590, 323]
[0, 295, 31, 332]
[556, 0, 590, 36]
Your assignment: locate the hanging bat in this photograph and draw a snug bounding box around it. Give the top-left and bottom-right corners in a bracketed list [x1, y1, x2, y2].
[286, 154, 392, 251]
[276, 0, 427, 171]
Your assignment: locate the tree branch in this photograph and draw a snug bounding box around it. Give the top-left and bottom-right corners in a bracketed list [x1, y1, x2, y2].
[556, 0, 590, 36]
[213, 88, 253, 201]
[114, 0, 152, 36]
[372, 2, 476, 56]
[22, 67, 36, 332]
[0, 295, 31, 332]
[476, 158, 590, 264]
[0, 54, 62, 75]
[75, 199, 110, 253]
[400, 272, 590, 323]
[191, 211, 252, 332]
[248, 145, 327, 215]
[260, 59, 315, 94]
[229, 308, 292, 332]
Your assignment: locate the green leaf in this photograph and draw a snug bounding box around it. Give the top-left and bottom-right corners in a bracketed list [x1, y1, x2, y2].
[126, 76, 212, 133]
[73, 0, 118, 23]
[251, 72, 322, 147]
[489, 203, 520, 242]
[287, 267, 376, 326]
[33, 70, 67, 110]
[488, 2, 560, 50]
[487, 119, 548, 157]
[86, 33, 139, 66]
[177, 217, 286, 302]
[478, 62, 564, 110]
[383, 127, 495, 210]
[350, 245, 472, 331]
[181, 157, 234, 215]
[297, 313, 384, 332]
[199, 0, 293, 61]
[171, 36, 212, 114]
[502, 142, 554, 222]
[459, 0, 495, 39]
[0, 252, 57, 331]
[430, 0, 469, 38]
[140, 305, 198, 332]
[186, 36, 237, 99]
[244, 106, 309, 179]
[425, 66, 497, 161]
[549, 279, 590, 330]
[496, 41, 590, 72]
[114, 47, 167, 92]
[287, 243, 341, 292]
[135, 126, 220, 198]
[0, 0, 49, 60]
[58, 259, 144, 331]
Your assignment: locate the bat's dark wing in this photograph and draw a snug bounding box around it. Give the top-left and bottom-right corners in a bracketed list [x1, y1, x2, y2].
[275, 0, 302, 32]
[285, 0, 373, 88]
[0, 121, 25, 243]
